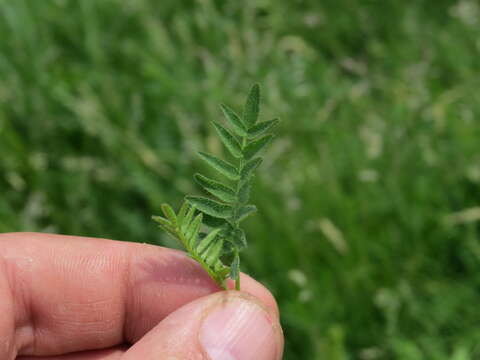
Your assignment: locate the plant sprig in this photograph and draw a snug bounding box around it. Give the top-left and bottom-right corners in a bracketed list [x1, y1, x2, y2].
[153, 84, 278, 290]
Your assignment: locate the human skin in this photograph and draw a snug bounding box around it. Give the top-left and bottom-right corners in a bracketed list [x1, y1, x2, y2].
[0, 232, 284, 360]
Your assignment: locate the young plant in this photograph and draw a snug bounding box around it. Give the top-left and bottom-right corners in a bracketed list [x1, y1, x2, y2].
[152, 84, 278, 290]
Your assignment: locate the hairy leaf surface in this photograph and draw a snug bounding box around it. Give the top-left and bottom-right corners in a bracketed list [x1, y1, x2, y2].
[248, 119, 279, 139]
[181, 204, 196, 232]
[243, 83, 260, 127]
[221, 104, 247, 137]
[204, 238, 224, 265]
[212, 121, 243, 158]
[240, 157, 262, 179]
[186, 196, 233, 219]
[243, 134, 273, 160]
[197, 228, 221, 253]
[238, 204, 257, 222]
[186, 213, 202, 247]
[238, 181, 251, 204]
[198, 152, 239, 180]
[161, 204, 177, 225]
[194, 173, 237, 203]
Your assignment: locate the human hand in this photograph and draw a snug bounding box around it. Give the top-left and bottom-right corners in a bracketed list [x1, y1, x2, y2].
[0, 232, 283, 360]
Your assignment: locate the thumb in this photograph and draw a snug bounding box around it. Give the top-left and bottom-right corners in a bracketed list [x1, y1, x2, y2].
[122, 291, 284, 360]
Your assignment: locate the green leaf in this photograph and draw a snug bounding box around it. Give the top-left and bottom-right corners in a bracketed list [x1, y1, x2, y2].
[232, 228, 247, 249]
[240, 157, 262, 179]
[214, 260, 227, 273]
[198, 152, 239, 180]
[203, 214, 227, 228]
[181, 204, 196, 232]
[243, 83, 260, 127]
[197, 228, 221, 254]
[177, 202, 189, 224]
[248, 119, 279, 139]
[194, 173, 237, 203]
[238, 181, 250, 204]
[222, 239, 235, 254]
[204, 237, 224, 265]
[211, 121, 243, 158]
[237, 204, 257, 222]
[243, 134, 273, 160]
[152, 216, 177, 237]
[161, 204, 177, 225]
[157, 224, 177, 238]
[220, 104, 247, 137]
[186, 196, 233, 219]
[186, 213, 203, 248]
[152, 215, 171, 227]
[230, 251, 240, 281]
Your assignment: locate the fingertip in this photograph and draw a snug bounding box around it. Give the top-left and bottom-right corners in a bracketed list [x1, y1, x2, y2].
[227, 273, 280, 319]
[199, 292, 283, 360]
[122, 291, 283, 360]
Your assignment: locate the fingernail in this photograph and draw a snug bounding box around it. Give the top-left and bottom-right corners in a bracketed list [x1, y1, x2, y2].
[199, 297, 279, 360]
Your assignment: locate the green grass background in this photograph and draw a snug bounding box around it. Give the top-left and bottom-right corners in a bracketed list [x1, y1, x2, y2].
[1, 0, 480, 358]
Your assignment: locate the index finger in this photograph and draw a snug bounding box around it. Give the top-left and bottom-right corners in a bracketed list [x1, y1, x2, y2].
[0, 232, 278, 358]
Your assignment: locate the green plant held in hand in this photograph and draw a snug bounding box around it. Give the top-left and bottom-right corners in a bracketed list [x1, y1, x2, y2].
[152, 84, 278, 290]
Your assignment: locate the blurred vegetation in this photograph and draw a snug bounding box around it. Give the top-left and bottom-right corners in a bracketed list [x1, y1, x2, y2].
[1, 0, 480, 358]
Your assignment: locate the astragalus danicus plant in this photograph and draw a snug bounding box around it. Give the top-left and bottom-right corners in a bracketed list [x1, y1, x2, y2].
[152, 84, 278, 290]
